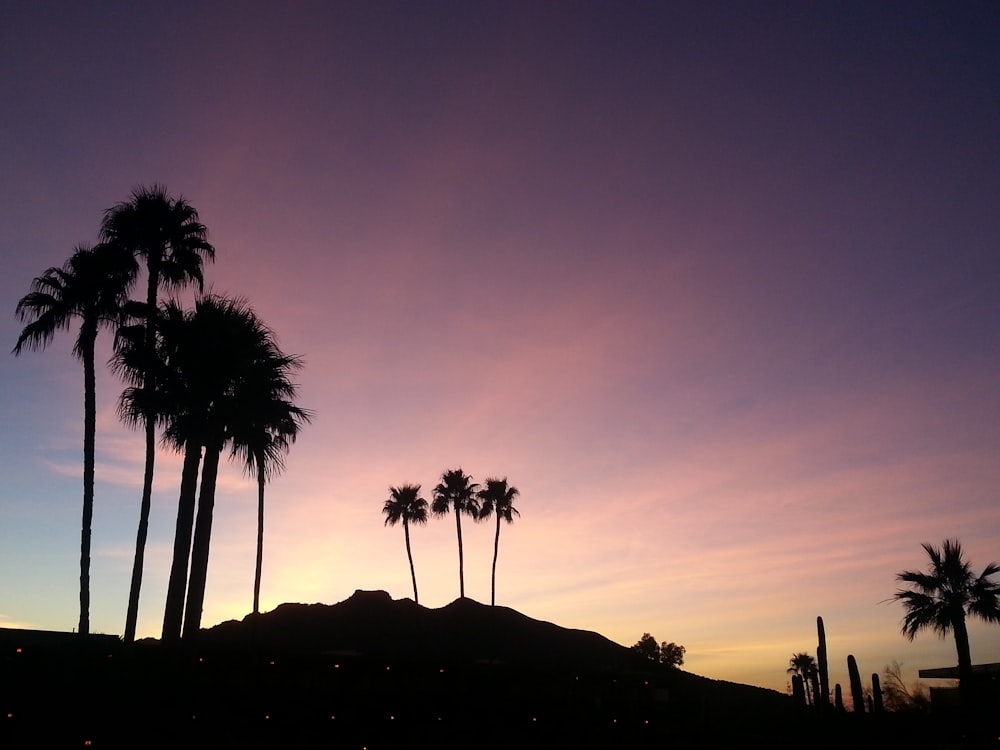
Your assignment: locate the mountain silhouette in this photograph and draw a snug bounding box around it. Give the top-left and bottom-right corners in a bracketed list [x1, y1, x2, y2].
[199, 589, 662, 672]
[4, 591, 800, 749]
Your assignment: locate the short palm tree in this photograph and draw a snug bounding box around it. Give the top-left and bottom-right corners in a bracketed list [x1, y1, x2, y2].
[383, 484, 429, 604]
[13, 242, 136, 635]
[894, 539, 1000, 698]
[228, 358, 311, 615]
[476, 477, 519, 606]
[432, 469, 480, 599]
[101, 185, 214, 643]
[787, 652, 818, 705]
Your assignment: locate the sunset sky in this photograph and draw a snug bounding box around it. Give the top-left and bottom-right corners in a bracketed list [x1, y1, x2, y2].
[2, 2, 998, 694]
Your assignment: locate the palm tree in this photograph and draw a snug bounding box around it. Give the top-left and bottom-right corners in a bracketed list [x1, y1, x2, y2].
[115, 300, 203, 641]
[143, 295, 296, 641]
[894, 539, 1000, 700]
[228, 358, 311, 615]
[383, 484, 429, 604]
[13, 243, 136, 635]
[787, 652, 818, 705]
[101, 185, 214, 643]
[432, 469, 480, 599]
[476, 477, 519, 606]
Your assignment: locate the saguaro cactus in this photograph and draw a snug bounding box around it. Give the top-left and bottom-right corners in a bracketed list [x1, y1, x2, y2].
[871, 673, 884, 714]
[847, 655, 865, 714]
[817, 616, 830, 709]
[834, 683, 844, 712]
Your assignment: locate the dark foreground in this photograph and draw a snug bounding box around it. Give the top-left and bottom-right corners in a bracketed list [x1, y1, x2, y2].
[2, 594, 995, 748]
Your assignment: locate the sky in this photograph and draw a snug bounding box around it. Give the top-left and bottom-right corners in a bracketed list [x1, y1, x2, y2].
[1, 1, 998, 695]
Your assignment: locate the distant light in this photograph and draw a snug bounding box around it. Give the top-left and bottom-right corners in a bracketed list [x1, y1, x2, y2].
[269, 660, 275, 666]
[15, 648, 22, 654]
[389, 715, 395, 721]
[6, 712, 13, 719]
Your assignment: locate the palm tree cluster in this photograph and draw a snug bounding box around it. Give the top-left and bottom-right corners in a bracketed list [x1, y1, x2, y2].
[786, 652, 819, 706]
[13, 185, 311, 641]
[382, 469, 520, 606]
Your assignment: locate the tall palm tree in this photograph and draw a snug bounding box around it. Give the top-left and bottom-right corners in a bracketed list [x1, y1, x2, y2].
[894, 539, 1000, 699]
[13, 243, 136, 635]
[787, 652, 818, 705]
[228, 359, 311, 616]
[383, 484, 429, 604]
[146, 295, 296, 640]
[476, 477, 519, 606]
[101, 185, 214, 643]
[432, 469, 480, 599]
[115, 300, 202, 641]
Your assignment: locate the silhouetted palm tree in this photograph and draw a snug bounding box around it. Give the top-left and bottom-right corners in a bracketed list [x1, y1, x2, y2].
[894, 539, 1000, 699]
[13, 243, 136, 635]
[787, 652, 818, 705]
[476, 477, 519, 606]
[153, 296, 297, 639]
[432, 469, 480, 599]
[115, 300, 202, 641]
[101, 185, 214, 643]
[228, 358, 311, 615]
[383, 484, 429, 604]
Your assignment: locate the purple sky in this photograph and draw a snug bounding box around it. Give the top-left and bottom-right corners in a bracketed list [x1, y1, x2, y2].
[2, 2, 999, 693]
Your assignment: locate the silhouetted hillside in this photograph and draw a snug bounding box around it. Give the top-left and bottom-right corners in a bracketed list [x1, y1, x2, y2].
[202, 589, 663, 672]
[3, 593, 948, 748]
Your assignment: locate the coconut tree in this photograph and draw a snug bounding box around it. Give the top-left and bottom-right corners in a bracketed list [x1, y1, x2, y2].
[787, 652, 819, 705]
[476, 477, 519, 606]
[894, 539, 1000, 701]
[101, 185, 214, 643]
[13, 242, 136, 635]
[228, 358, 311, 615]
[383, 484, 429, 604]
[432, 469, 480, 599]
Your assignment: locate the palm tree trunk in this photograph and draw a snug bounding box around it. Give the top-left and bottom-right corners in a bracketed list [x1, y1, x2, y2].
[455, 512, 465, 598]
[404, 520, 418, 604]
[162, 438, 202, 641]
[491, 516, 501, 607]
[79, 323, 97, 636]
[253, 460, 265, 615]
[183, 442, 222, 639]
[126, 267, 161, 641]
[123, 415, 156, 643]
[952, 610, 974, 706]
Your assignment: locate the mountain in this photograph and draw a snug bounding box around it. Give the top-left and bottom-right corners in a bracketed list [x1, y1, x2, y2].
[3, 591, 798, 749]
[201, 589, 661, 672]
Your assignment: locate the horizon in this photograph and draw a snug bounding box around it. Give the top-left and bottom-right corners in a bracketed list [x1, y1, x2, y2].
[2, 1, 999, 697]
